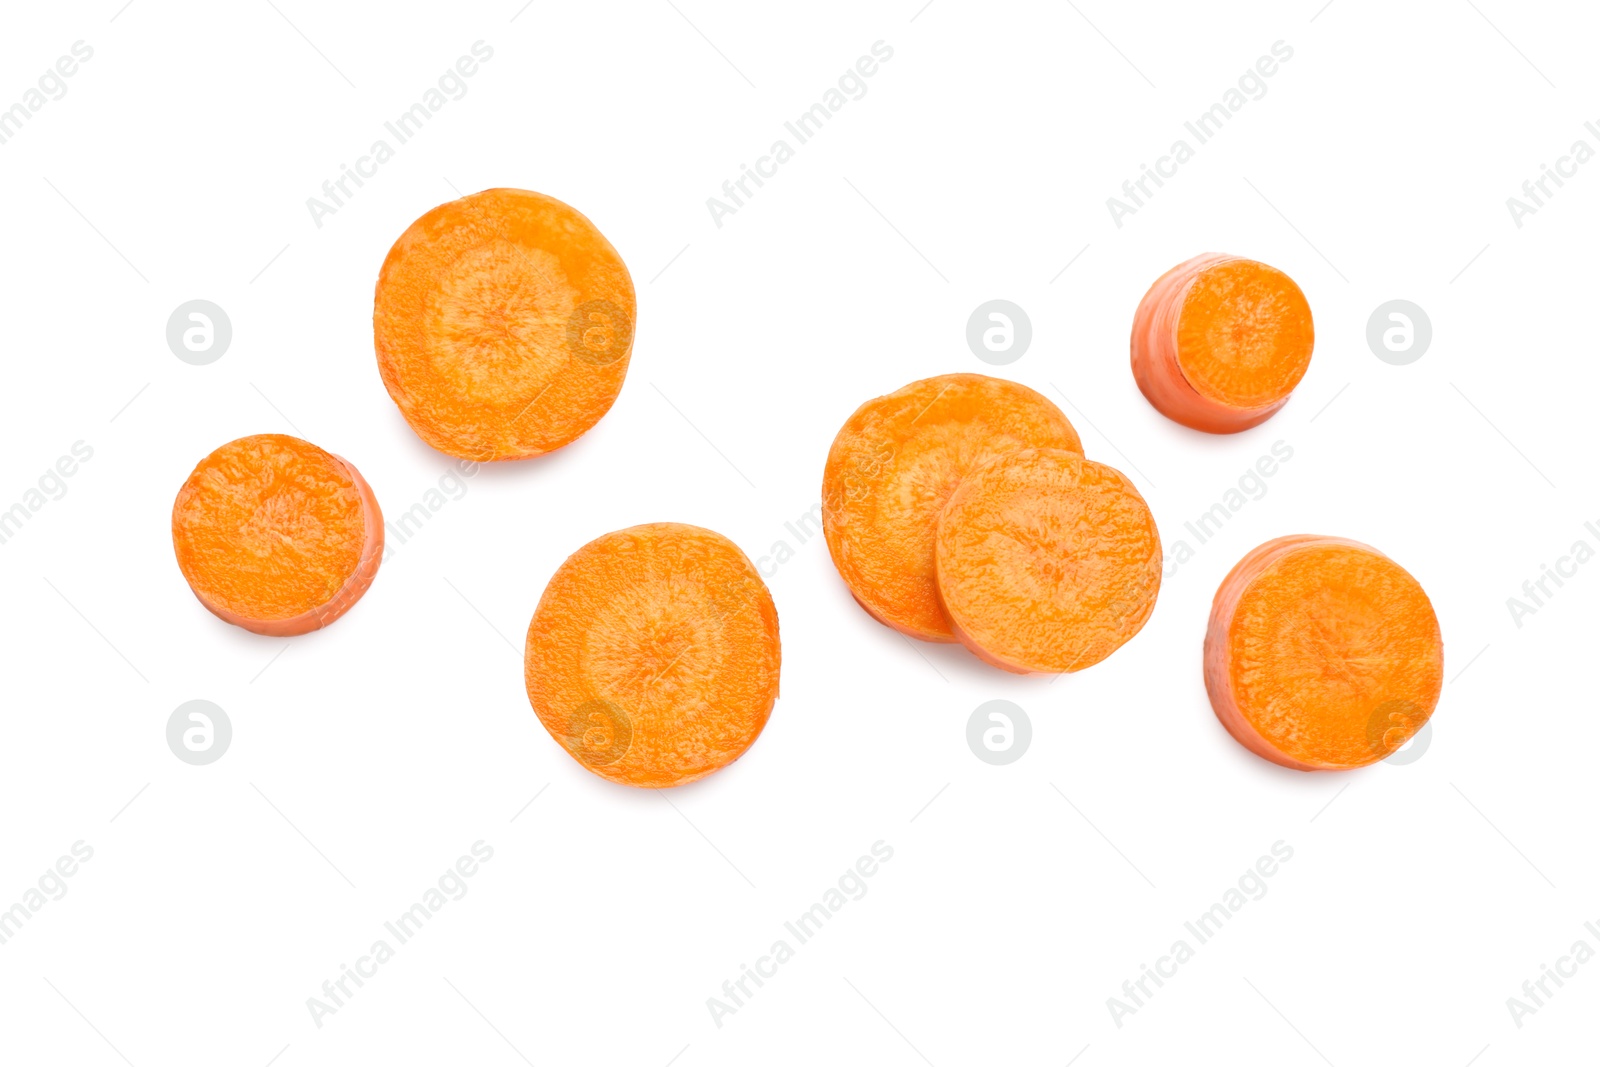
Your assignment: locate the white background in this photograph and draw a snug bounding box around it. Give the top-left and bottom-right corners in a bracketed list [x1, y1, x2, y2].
[1, 1, 1595, 1064]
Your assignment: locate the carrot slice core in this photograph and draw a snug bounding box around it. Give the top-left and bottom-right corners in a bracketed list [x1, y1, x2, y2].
[822, 373, 1081, 642]
[934, 448, 1161, 674]
[1204, 535, 1444, 771]
[524, 523, 781, 788]
[374, 187, 636, 461]
[171, 434, 383, 635]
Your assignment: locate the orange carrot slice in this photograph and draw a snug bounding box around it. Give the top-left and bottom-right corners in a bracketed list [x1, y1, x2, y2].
[822, 374, 1081, 642]
[1204, 535, 1443, 771]
[934, 448, 1160, 673]
[524, 523, 780, 788]
[172, 434, 383, 636]
[1131, 254, 1313, 433]
[373, 187, 635, 461]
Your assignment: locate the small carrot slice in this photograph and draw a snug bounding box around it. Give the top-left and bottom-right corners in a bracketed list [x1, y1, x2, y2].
[373, 187, 636, 461]
[524, 523, 780, 788]
[934, 448, 1160, 674]
[1204, 535, 1444, 771]
[1131, 254, 1313, 433]
[822, 374, 1081, 642]
[172, 434, 383, 636]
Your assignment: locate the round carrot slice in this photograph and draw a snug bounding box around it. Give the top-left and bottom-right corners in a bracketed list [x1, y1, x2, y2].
[524, 523, 780, 788]
[1131, 253, 1314, 433]
[1204, 535, 1444, 771]
[934, 448, 1161, 674]
[172, 434, 383, 636]
[373, 187, 636, 461]
[822, 374, 1081, 642]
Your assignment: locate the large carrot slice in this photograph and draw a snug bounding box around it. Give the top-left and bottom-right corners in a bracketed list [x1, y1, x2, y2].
[1131, 254, 1313, 433]
[934, 448, 1160, 673]
[172, 434, 383, 636]
[1204, 535, 1443, 771]
[373, 188, 636, 461]
[524, 523, 780, 788]
[822, 374, 1081, 642]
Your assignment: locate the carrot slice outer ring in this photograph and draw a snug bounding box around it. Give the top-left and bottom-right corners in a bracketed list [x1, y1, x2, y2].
[822, 373, 1082, 643]
[373, 187, 636, 461]
[933, 448, 1161, 674]
[1204, 535, 1444, 771]
[1131, 253, 1313, 433]
[524, 523, 781, 788]
[171, 435, 383, 636]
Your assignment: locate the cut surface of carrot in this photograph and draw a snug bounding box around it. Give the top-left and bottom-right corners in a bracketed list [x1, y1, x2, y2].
[172, 434, 383, 636]
[1204, 535, 1443, 771]
[934, 448, 1160, 674]
[822, 374, 1081, 642]
[1131, 254, 1313, 433]
[524, 523, 780, 788]
[374, 187, 635, 461]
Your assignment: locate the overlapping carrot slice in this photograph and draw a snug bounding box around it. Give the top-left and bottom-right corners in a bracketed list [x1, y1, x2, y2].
[1204, 535, 1443, 771]
[822, 374, 1081, 642]
[374, 187, 636, 461]
[1131, 254, 1313, 433]
[524, 523, 780, 788]
[171, 434, 383, 636]
[934, 448, 1161, 674]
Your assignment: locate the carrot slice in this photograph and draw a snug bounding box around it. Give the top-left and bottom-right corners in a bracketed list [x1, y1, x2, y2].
[171, 434, 383, 636]
[524, 523, 780, 788]
[1204, 535, 1444, 771]
[822, 374, 1081, 642]
[1131, 254, 1313, 433]
[934, 448, 1160, 673]
[373, 187, 636, 461]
